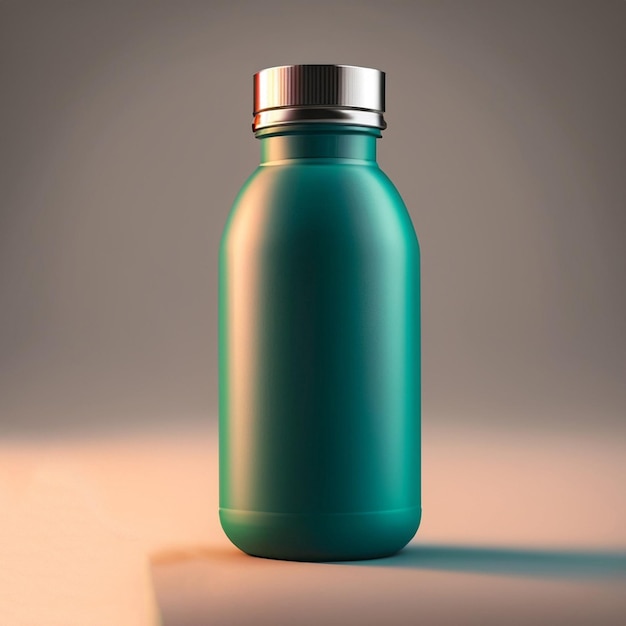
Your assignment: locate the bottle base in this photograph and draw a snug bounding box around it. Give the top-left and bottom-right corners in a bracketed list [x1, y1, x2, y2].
[219, 506, 421, 562]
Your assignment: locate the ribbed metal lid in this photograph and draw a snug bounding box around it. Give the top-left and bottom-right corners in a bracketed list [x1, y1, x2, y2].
[252, 64, 386, 133]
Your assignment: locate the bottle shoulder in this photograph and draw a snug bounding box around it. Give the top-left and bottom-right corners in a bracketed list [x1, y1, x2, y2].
[233, 162, 406, 211]
[223, 162, 419, 254]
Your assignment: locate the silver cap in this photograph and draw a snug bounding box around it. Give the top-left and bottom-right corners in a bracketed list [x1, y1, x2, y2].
[252, 64, 386, 133]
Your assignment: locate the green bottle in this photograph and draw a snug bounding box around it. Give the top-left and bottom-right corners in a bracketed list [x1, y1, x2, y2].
[219, 65, 421, 561]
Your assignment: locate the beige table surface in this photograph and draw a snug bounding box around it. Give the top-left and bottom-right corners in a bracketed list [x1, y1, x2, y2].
[2, 422, 625, 625]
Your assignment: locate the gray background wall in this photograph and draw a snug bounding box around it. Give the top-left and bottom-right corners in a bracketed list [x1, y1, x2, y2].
[1, 0, 624, 437]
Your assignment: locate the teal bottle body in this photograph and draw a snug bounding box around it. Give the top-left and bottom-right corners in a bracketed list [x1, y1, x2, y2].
[219, 125, 421, 561]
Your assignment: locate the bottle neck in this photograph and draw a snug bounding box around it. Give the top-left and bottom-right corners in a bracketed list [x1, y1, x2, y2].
[256, 124, 380, 165]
